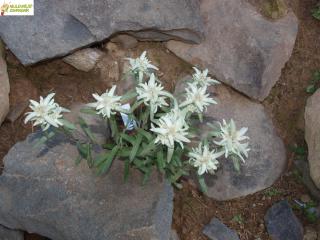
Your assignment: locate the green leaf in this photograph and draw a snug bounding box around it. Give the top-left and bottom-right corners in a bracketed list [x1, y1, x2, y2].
[130, 134, 143, 162]
[86, 144, 93, 168]
[232, 156, 241, 173]
[80, 108, 98, 115]
[169, 170, 184, 183]
[141, 108, 150, 125]
[94, 152, 110, 167]
[137, 128, 153, 141]
[117, 147, 132, 157]
[133, 158, 148, 172]
[102, 143, 115, 150]
[139, 140, 156, 157]
[96, 146, 119, 175]
[198, 175, 208, 193]
[78, 117, 96, 142]
[109, 116, 119, 139]
[130, 100, 144, 113]
[121, 90, 137, 103]
[75, 155, 83, 166]
[156, 149, 165, 173]
[59, 119, 76, 131]
[120, 133, 135, 145]
[33, 135, 48, 148]
[306, 85, 316, 94]
[77, 142, 89, 159]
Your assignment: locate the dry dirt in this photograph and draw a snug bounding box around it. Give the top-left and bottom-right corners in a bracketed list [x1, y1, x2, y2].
[0, 0, 319, 239]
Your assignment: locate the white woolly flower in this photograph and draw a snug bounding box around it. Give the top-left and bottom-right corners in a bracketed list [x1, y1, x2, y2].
[126, 51, 158, 82]
[189, 143, 224, 175]
[180, 83, 217, 113]
[192, 67, 220, 87]
[136, 73, 168, 113]
[214, 119, 250, 162]
[150, 111, 190, 149]
[24, 93, 69, 131]
[87, 85, 122, 118]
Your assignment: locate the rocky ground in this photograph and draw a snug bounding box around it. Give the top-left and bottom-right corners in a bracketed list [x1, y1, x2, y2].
[0, 0, 319, 239]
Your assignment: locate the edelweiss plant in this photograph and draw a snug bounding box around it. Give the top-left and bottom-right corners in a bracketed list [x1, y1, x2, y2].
[25, 51, 250, 191]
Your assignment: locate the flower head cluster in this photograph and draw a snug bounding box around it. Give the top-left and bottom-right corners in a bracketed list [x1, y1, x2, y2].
[192, 67, 220, 87]
[214, 119, 250, 162]
[24, 93, 69, 131]
[126, 51, 158, 82]
[189, 142, 224, 175]
[88, 85, 122, 118]
[180, 83, 217, 113]
[136, 73, 168, 113]
[151, 109, 190, 149]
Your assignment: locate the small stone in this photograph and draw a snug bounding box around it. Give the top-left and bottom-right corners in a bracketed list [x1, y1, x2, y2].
[305, 89, 320, 189]
[265, 200, 303, 240]
[0, 225, 24, 240]
[110, 34, 138, 50]
[5, 102, 28, 123]
[259, 223, 265, 230]
[203, 218, 239, 240]
[96, 54, 120, 84]
[0, 52, 9, 125]
[303, 226, 317, 240]
[301, 194, 312, 203]
[105, 42, 126, 59]
[63, 48, 105, 72]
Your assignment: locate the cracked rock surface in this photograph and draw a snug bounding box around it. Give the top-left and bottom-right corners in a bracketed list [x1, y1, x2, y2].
[0, 0, 203, 65]
[0, 133, 174, 240]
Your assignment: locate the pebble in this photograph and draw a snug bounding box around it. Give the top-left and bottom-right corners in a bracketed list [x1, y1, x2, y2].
[301, 194, 312, 203]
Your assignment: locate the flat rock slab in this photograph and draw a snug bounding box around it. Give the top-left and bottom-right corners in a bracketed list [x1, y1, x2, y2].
[305, 89, 320, 189]
[167, 0, 298, 101]
[175, 78, 286, 200]
[0, 0, 203, 65]
[204, 85, 286, 200]
[265, 200, 303, 240]
[203, 218, 239, 240]
[0, 133, 174, 240]
[0, 225, 24, 240]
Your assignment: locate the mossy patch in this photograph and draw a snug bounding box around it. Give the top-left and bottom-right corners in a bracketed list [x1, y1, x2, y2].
[262, 0, 288, 19]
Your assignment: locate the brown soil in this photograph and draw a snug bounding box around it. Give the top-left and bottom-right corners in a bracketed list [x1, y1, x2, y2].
[1, 0, 320, 239]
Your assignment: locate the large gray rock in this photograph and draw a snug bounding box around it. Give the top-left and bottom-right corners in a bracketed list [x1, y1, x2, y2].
[0, 225, 24, 240]
[167, 0, 298, 101]
[264, 200, 303, 240]
[305, 89, 320, 189]
[0, 0, 203, 65]
[0, 47, 9, 125]
[175, 78, 286, 200]
[0, 133, 174, 240]
[203, 218, 239, 240]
